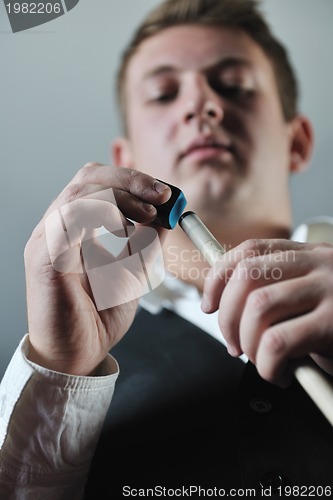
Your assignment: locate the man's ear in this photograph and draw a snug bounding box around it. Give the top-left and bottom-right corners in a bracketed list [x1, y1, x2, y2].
[288, 115, 314, 173]
[111, 137, 134, 168]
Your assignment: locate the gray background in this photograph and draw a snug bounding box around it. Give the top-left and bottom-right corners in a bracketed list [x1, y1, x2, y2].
[0, 0, 332, 375]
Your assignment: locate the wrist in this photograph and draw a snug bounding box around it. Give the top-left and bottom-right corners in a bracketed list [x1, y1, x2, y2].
[27, 338, 100, 376]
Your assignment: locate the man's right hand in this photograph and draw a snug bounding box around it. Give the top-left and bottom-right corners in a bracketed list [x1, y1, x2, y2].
[24, 162, 171, 376]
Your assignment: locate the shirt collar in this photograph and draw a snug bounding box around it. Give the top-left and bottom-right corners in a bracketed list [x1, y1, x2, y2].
[139, 270, 201, 315]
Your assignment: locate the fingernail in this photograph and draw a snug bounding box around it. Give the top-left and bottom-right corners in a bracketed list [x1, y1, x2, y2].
[154, 180, 170, 194]
[227, 344, 239, 357]
[201, 294, 211, 313]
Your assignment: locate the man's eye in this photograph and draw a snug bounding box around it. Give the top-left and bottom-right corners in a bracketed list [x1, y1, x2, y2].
[147, 87, 178, 104]
[220, 85, 254, 99]
[210, 78, 254, 100]
[153, 92, 177, 103]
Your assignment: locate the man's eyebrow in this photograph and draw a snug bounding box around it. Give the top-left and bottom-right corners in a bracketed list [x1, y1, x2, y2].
[142, 65, 177, 80]
[209, 57, 253, 72]
[142, 58, 253, 81]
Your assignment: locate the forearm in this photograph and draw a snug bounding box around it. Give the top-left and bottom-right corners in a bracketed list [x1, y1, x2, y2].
[0, 335, 118, 499]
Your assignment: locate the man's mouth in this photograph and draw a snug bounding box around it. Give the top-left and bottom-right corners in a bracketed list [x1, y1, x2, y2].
[180, 136, 233, 162]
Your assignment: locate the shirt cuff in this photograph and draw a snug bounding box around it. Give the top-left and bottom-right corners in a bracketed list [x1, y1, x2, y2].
[0, 334, 119, 488]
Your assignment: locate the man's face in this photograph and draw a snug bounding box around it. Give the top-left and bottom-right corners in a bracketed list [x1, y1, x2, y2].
[116, 25, 297, 227]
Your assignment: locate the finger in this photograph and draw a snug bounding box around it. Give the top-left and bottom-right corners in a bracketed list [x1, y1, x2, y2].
[78, 186, 158, 225]
[201, 240, 272, 314]
[45, 183, 109, 218]
[217, 254, 314, 356]
[255, 307, 329, 387]
[48, 182, 160, 225]
[202, 238, 307, 313]
[201, 250, 243, 313]
[239, 275, 319, 364]
[112, 188, 157, 223]
[216, 258, 259, 356]
[71, 163, 172, 205]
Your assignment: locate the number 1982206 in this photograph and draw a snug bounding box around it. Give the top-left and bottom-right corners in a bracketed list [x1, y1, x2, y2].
[6, 3, 62, 14]
[277, 485, 331, 496]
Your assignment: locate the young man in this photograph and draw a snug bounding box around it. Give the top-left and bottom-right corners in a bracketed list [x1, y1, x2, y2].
[1, 0, 333, 497]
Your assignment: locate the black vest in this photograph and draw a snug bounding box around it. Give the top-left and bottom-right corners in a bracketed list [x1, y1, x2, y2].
[85, 308, 333, 498]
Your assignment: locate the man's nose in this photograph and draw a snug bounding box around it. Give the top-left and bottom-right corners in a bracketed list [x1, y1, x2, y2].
[183, 89, 223, 127]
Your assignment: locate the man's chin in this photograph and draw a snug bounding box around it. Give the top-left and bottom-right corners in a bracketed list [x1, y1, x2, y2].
[181, 170, 234, 210]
